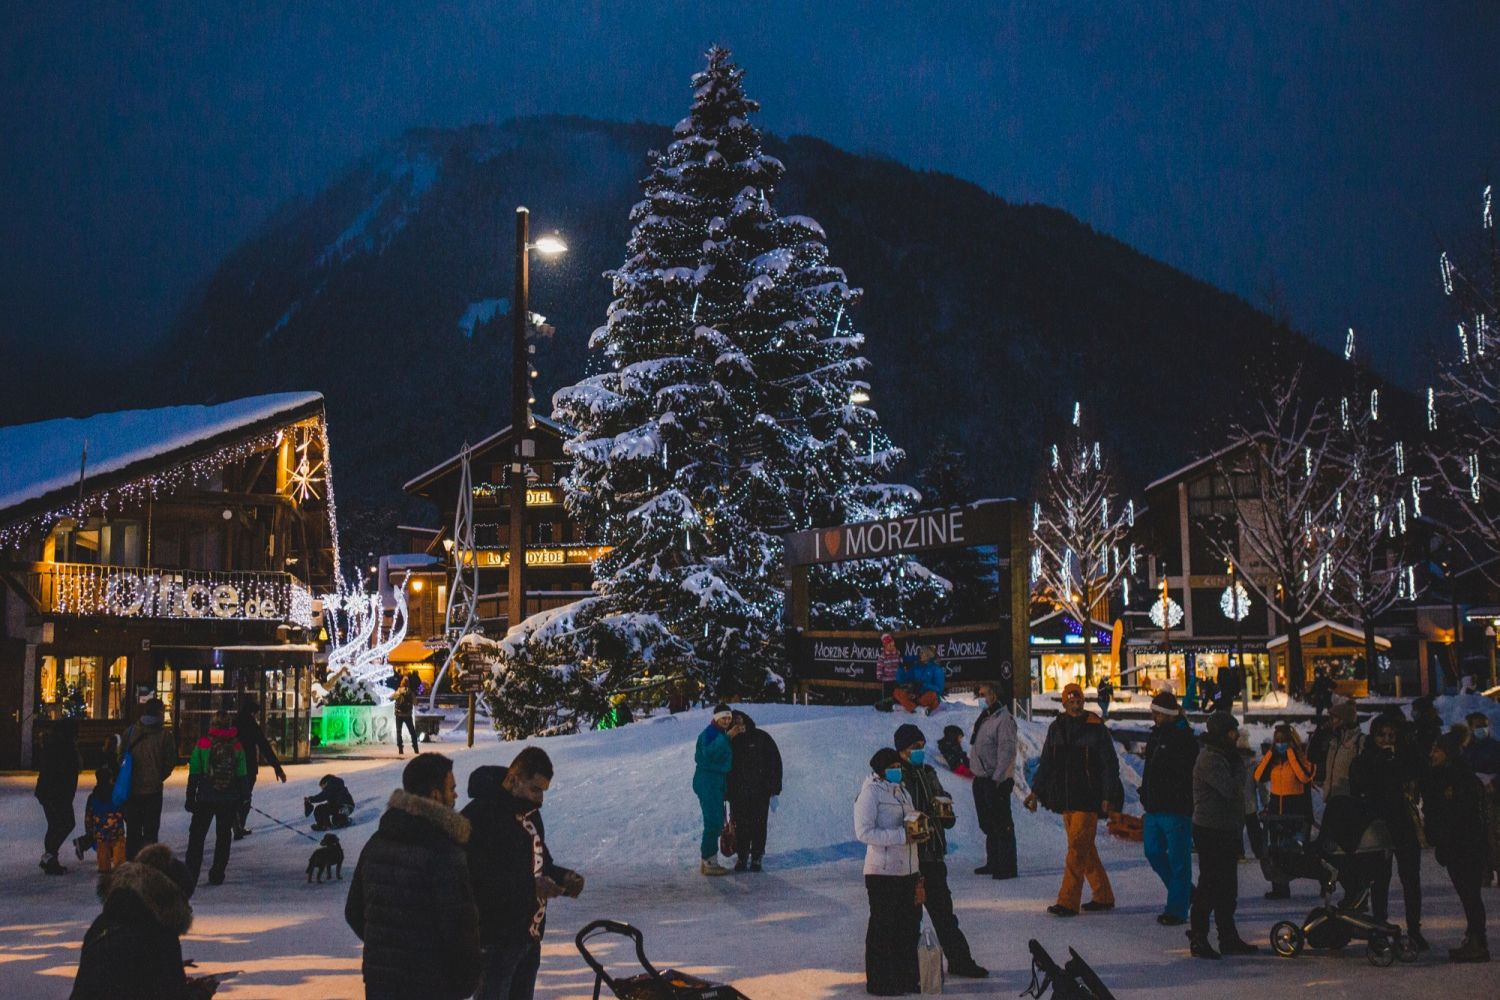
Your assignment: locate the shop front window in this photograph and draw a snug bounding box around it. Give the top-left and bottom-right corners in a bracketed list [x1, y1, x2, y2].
[39, 655, 127, 719]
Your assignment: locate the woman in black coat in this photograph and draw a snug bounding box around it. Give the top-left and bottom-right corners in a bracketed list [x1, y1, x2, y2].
[1350, 716, 1426, 951]
[727, 711, 783, 872]
[35, 716, 80, 875]
[70, 843, 218, 999]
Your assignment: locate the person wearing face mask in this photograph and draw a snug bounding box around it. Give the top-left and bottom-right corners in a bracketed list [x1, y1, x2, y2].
[854, 747, 922, 996]
[1254, 722, 1314, 899]
[1350, 716, 1427, 952]
[893, 724, 987, 979]
[463, 748, 583, 999]
[1187, 713, 1259, 959]
[1462, 712, 1500, 888]
[1024, 682, 1123, 917]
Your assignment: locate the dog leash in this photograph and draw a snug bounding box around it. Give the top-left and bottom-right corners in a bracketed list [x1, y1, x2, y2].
[249, 803, 323, 843]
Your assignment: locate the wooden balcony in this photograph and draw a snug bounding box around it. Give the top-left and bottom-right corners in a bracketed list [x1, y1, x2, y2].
[19, 562, 314, 627]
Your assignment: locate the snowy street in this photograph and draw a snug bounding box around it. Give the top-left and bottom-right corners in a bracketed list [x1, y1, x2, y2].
[2, 702, 1497, 998]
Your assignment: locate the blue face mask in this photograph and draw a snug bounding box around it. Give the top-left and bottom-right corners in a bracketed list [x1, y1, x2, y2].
[1476, 727, 1491, 741]
[884, 767, 904, 784]
[1274, 742, 1289, 754]
[908, 749, 925, 766]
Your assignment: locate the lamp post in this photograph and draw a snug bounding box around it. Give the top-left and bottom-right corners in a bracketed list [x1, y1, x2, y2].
[507, 207, 567, 634]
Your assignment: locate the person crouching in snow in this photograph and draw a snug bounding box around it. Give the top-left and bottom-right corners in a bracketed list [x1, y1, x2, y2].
[855, 747, 922, 996]
[936, 725, 973, 778]
[693, 705, 742, 875]
[894, 724, 988, 978]
[1024, 682, 1122, 916]
[305, 774, 355, 831]
[893, 646, 945, 715]
[1188, 713, 1259, 959]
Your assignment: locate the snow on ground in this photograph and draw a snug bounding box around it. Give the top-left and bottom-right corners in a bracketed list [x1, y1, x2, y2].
[2, 700, 1498, 998]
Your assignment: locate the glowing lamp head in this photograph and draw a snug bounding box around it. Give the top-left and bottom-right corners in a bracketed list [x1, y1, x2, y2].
[531, 235, 568, 256]
[411, 578, 424, 592]
[849, 389, 871, 405]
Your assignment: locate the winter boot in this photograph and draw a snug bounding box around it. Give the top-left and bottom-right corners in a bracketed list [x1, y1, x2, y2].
[749, 857, 763, 872]
[1218, 934, 1260, 956]
[947, 959, 988, 978]
[1407, 928, 1429, 953]
[1186, 931, 1221, 960]
[1449, 936, 1490, 963]
[700, 859, 731, 876]
[39, 854, 66, 876]
[73, 836, 88, 862]
[1046, 904, 1077, 917]
[734, 857, 749, 872]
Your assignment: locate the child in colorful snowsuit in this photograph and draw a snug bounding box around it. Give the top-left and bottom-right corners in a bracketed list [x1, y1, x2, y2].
[937, 725, 974, 778]
[75, 768, 126, 873]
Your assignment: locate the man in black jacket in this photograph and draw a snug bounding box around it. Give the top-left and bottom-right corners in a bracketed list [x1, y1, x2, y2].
[232, 696, 287, 840]
[727, 710, 783, 872]
[895, 723, 988, 979]
[1351, 716, 1427, 951]
[1139, 691, 1197, 926]
[463, 747, 584, 999]
[346, 753, 481, 999]
[1024, 683, 1123, 917]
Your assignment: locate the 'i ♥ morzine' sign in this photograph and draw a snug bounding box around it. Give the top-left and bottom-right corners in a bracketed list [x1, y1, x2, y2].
[783, 499, 1013, 567]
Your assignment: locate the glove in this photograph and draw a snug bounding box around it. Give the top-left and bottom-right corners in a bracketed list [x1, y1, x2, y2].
[770, 796, 779, 814]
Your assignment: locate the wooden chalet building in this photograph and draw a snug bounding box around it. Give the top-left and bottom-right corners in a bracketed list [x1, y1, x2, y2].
[0, 393, 338, 767]
[400, 416, 607, 648]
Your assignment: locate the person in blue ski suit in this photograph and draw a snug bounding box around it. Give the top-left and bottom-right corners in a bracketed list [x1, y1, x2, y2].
[894, 646, 945, 714]
[693, 705, 742, 875]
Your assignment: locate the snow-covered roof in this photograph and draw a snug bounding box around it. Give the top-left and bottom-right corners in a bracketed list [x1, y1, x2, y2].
[0, 392, 324, 521]
[1263, 619, 1392, 650]
[1144, 440, 1246, 493]
[403, 414, 572, 495]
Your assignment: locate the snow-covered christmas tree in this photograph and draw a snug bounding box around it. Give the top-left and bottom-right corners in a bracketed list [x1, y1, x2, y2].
[492, 48, 944, 732]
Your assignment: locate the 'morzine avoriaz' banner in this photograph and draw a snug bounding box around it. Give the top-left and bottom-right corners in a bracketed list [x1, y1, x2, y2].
[791, 627, 1013, 697]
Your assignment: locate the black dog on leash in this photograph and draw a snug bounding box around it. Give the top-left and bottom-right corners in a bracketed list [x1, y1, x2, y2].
[307, 833, 344, 883]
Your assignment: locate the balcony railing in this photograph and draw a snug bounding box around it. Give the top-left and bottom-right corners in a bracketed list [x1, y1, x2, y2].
[23, 562, 314, 628]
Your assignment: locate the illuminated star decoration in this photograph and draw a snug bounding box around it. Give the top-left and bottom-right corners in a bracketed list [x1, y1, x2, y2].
[286, 436, 325, 502]
[1220, 582, 1251, 621]
[1149, 595, 1184, 629]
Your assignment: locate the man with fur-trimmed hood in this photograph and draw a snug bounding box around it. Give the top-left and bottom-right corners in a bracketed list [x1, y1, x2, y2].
[70, 843, 220, 999]
[346, 752, 481, 998]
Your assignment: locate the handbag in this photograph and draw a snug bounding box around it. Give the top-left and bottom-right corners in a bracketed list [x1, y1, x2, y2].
[111, 733, 145, 811]
[918, 919, 944, 994]
[719, 816, 737, 858]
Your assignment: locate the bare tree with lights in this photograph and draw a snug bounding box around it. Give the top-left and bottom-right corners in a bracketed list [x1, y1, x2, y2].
[1030, 403, 1136, 685]
[1429, 186, 1500, 581]
[1209, 370, 1354, 697]
[1326, 333, 1411, 682]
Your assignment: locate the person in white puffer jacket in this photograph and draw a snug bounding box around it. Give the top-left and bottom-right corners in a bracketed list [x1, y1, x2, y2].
[854, 747, 921, 996]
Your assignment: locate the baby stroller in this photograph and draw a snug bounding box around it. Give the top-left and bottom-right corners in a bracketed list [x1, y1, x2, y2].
[1261, 816, 1418, 967]
[576, 920, 751, 999]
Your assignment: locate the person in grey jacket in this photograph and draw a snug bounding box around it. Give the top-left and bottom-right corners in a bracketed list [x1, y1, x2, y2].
[120, 699, 180, 860]
[1188, 713, 1259, 960]
[969, 682, 1018, 879]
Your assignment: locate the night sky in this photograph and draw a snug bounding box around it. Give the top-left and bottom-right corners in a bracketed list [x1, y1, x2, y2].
[2, 2, 1496, 385]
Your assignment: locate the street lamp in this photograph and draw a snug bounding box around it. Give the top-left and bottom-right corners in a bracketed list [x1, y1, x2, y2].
[509, 207, 568, 634]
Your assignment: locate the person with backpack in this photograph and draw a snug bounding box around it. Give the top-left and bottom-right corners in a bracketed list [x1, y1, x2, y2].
[393, 671, 420, 756]
[184, 709, 247, 887]
[76, 766, 128, 873]
[232, 696, 287, 840]
[727, 710, 783, 872]
[119, 698, 179, 859]
[35, 715, 80, 875]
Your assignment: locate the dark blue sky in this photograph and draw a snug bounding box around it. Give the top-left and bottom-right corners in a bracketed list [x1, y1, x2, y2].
[2, 2, 1496, 383]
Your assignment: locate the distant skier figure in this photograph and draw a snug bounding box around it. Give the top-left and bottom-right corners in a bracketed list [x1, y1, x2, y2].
[893, 646, 944, 715]
[693, 705, 743, 876]
[727, 710, 783, 872]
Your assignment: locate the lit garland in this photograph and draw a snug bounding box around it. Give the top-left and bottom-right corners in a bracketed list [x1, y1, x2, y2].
[42, 563, 315, 627]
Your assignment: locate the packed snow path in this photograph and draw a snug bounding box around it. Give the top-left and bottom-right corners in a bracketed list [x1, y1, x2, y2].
[2, 702, 1497, 997]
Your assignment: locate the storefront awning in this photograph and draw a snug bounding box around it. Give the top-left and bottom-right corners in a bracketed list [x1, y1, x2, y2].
[388, 639, 438, 664]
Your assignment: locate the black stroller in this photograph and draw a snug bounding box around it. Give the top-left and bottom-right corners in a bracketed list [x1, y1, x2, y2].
[1261, 815, 1418, 967]
[575, 920, 751, 999]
